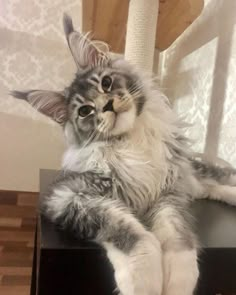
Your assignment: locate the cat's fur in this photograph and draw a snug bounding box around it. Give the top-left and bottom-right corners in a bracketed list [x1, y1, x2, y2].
[12, 14, 236, 295]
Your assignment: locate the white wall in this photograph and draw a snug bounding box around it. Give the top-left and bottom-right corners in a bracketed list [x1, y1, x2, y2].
[160, 0, 236, 166]
[0, 0, 81, 191]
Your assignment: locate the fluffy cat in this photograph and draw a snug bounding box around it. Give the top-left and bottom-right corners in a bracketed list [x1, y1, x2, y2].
[12, 14, 236, 295]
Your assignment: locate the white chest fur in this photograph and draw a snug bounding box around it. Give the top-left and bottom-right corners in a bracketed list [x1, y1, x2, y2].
[62, 135, 169, 213]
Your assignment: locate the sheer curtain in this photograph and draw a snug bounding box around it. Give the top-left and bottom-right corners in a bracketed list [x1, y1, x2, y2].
[159, 0, 236, 167]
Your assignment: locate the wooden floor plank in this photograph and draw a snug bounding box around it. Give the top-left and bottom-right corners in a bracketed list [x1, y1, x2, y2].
[0, 226, 35, 232]
[21, 218, 36, 230]
[0, 267, 31, 276]
[0, 231, 34, 242]
[0, 193, 17, 205]
[17, 193, 38, 207]
[0, 205, 36, 218]
[0, 241, 29, 248]
[1, 275, 31, 286]
[0, 218, 22, 228]
[0, 286, 30, 295]
[0, 252, 33, 267]
[0, 191, 37, 294]
[2, 245, 33, 254]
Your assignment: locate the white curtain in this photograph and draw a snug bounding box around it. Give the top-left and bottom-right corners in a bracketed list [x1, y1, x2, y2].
[160, 0, 236, 167]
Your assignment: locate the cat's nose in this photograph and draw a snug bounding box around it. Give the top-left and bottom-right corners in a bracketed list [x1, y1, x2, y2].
[103, 99, 114, 112]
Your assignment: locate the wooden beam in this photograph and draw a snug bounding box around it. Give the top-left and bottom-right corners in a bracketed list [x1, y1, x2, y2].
[156, 0, 204, 50]
[82, 0, 204, 52]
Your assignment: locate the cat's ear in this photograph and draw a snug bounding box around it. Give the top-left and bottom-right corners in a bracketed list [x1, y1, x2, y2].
[11, 90, 68, 125]
[63, 13, 109, 69]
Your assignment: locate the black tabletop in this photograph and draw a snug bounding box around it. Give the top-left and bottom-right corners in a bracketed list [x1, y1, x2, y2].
[39, 169, 236, 250]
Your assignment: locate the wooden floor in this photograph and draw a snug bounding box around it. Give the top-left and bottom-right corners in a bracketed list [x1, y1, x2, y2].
[0, 191, 38, 295]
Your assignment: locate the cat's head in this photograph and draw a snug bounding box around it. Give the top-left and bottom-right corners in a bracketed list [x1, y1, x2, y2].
[11, 14, 146, 144]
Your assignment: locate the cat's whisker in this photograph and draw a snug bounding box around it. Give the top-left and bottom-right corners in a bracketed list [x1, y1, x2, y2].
[129, 86, 142, 96]
[77, 128, 99, 156]
[128, 84, 142, 94]
[129, 85, 142, 93]
[97, 120, 107, 134]
[104, 129, 110, 145]
[130, 90, 143, 101]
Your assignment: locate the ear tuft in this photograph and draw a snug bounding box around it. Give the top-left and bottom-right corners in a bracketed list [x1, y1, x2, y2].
[63, 13, 74, 41]
[63, 13, 109, 70]
[10, 90, 68, 125]
[10, 90, 30, 100]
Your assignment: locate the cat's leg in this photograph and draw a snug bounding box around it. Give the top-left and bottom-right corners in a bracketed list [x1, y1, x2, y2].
[204, 183, 236, 206]
[42, 172, 163, 295]
[195, 179, 236, 206]
[148, 196, 199, 295]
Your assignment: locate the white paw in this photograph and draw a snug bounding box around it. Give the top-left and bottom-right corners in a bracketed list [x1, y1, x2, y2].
[105, 234, 163, 295]
[162, 249, 199, 295]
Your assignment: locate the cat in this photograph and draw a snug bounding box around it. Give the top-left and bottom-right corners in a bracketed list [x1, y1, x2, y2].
[11, 14, 236, 295]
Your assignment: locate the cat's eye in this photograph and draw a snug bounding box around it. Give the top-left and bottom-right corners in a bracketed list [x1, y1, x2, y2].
[101, 75, 112, 92]
[78, 105, 94, 118]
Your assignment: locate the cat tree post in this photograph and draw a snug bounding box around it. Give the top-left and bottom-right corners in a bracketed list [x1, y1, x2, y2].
[124, 0, 159, 73]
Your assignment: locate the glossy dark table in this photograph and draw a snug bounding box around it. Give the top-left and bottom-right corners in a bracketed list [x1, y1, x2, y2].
[30, 170, 236, 295]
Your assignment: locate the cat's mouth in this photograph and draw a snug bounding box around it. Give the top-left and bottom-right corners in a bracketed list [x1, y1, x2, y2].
[97, 104, 136, 137]
[97, 95, 135, 135]
[103, 100, 115, 113]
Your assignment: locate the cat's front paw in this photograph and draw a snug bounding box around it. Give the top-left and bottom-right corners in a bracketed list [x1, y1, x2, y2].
[111, 233, 163, 295]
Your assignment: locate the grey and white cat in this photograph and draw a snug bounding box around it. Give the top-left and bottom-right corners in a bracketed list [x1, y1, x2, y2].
[12, 14, 236, 295]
